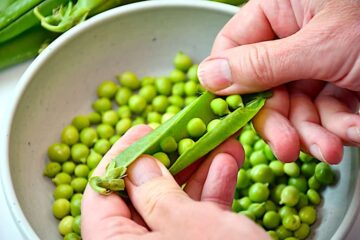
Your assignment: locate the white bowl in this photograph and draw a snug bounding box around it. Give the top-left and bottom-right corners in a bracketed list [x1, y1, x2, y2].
[1, 1, 359, 239]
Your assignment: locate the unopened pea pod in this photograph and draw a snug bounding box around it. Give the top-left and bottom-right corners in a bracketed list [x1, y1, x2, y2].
[90, 91, 268, 194]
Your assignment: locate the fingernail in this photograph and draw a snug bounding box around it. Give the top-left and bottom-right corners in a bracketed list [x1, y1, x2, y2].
[347, 127, 360, 143]
[128, 157, 162, 186]
[309, 144, 326, 162]
[198, 58, 232, 91]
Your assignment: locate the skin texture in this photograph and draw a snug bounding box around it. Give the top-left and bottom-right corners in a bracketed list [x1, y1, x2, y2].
[82, 125, 270, 240]
[198, 0, 360, 164]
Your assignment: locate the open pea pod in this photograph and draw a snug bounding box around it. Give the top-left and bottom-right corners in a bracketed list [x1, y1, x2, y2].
[90, 91, 267, 195]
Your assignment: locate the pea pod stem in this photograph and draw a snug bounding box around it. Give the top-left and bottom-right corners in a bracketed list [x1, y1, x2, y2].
[90, 91, 269, 195]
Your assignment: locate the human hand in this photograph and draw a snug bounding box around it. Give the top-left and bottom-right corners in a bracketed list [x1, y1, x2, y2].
[198, 0, 360, 164]
[81, 125, 270, 240]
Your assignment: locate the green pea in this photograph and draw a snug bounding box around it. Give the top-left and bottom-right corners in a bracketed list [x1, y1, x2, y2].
[184, 81, 198, 96]
[288, 176, 308, 193]
[239, 210, 256, 221]
[71, 143, 89, 163]
[71, 115, 90, 131]
[240, 129, 257, 145]
[96, 123, 115, 139]
[109, 135, 120, 145]
[187, 118, 206, 138]
[141, 76, 155, 86]
[279, 206, 297, 219]
[149, 122, 160, 129]
[71, 177, 87, 193]
[276, 226, 292, 240]
[296, 193, 309, 209]
[250, 150, 268, 166]
[102, 110, 119, 126]
[308, 176, 322, 190]
[236, 169, 251, 189]
[52, 198, 70, 219]
[155, 77, 172, 96]
[53, 184, 73, 200]
[248, 202, 266, 218]
[185, 96, 197, 105]
[253, 139, 266, 150]
[263, 211, 281, 229]
[70, 195, 82, 216]
[207, 119, 221, 132]
[173, 51, 193, 71]
[210, 98, 229, 116]
[267, 231, 279, 240]
[249, 183, 269, 202]
[72, 215, 81, 234]
[64, 232, 81, 240]
[284, 162, 300, 177]
[160, 136, 178, 153]
[271, 184, 286, 204]
[153, 152, 171, 168]
[264, 200, 277, 212]
[97, 80, 118, 99]
[178, 138, 195, 155]
[115, 118, 131, 136]
[132, 116, 145, 126]
[117, 105, 132, 119]
[117, 71, 140, 90]
[43, 162, 62, 178]
[88, 169, 94, 178]
[269, 160, 284, 176]
[264, 144, 276, 160]
[161, 113, 175, 123]
[299, 151, 314, 162]
[115, 87, 133, 106]
[282, 214, 301, 231]
[93, 139, 111, 155]
[58, 215, 74, 236]
[169, 69, 186, 82]
[168, 95, 184, 108]
[152, 95, 169, 113]
[172, 82, 185, 96]
[139, 85, 157, 103]
[79, 127, 98, 147]
[61, 125, 79, 145]
[232, 199, 242, 212]
[92, 98, 112, 113]
[294, 223, 310, 240]
[280, 186, 300, 207]
[187, 64, 199, 82]
[61, 161, 75, 175]
[243, 144, 253, 158]
[250, 164, 274, 183]
[300, 162, 316, 178]
[52, 172, 72, 186]
[307, 189, 321, 205]
[87, 112, 101, 124]
[71, 193, 83, 201]
[315, 162, 334, 185]
[147, 112, 162, 123]
[74, 164, 90, 178]
[226, 95, 243, 109]
[299, 206, 317, 225]
[238, 196, 252, 210]
[166, 105, 181, 114]
[128, 95, 147, 114]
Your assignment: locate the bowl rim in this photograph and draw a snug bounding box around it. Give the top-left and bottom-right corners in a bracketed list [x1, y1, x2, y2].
[0, 0, 238, 239]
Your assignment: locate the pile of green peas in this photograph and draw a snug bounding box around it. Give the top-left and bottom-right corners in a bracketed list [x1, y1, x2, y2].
[43, 51, 335, 240]
[233, 125, 336, 240]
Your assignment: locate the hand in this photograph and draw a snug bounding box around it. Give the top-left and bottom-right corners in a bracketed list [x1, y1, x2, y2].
[81, 125, 270, 240]
[198, 0, 360, 164]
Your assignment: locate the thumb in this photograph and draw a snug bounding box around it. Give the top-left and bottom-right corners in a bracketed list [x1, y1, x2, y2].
[125, 155, 190, 230]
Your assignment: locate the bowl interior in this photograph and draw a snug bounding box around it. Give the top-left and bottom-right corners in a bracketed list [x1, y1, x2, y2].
[5, 1, 359, 239]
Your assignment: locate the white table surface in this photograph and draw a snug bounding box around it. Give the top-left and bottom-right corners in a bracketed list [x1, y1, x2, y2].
[1, 61, 360, 240]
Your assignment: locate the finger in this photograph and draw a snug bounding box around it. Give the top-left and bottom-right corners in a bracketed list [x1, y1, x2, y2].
[212, 0, 299, 53]
[289, 91, 343, 164]
[82, 125, 152, 239]
[315, 84, 360, 146]
[125, 155, 191, 231]
[184, 138, 243, 201]
[252, 87, 300, 162]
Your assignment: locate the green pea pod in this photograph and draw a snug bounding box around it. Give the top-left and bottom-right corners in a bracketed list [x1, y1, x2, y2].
[0, 0, 45, 30]
[0, 0, 17, 12]
[0, 0, 69, 44]
[90, 91, 268, 195]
